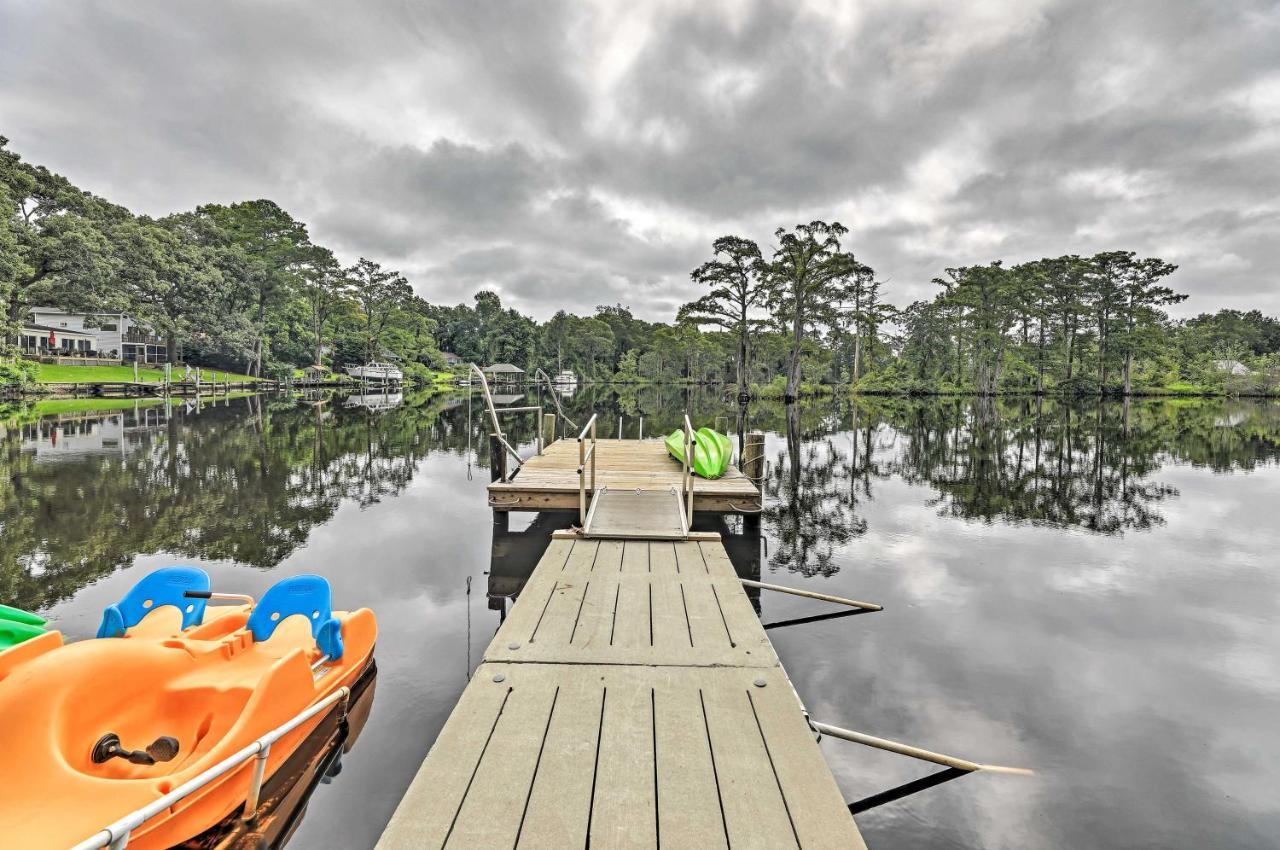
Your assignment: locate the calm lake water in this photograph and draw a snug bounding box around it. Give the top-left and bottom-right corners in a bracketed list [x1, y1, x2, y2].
[3, 388, 1278, 849]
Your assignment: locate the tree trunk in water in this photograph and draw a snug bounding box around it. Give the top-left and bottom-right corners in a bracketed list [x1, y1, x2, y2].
[786, 309, 803, 401]
[1122, 313, 1135, 396]
[253, 295, 267, 378]
[1036, 321, 1046, 395]
[313, 309, 324, 366]
[737, 328, 747, 389]
[852, 331, 862, 385]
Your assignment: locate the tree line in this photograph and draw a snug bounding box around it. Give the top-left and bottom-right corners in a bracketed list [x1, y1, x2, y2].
[676, 222, 1280, 397]
[2, 136, 435, 380]
[5, 135, 1278, 395]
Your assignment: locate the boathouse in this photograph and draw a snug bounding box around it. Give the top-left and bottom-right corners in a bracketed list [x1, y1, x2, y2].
[482, 363, 525, 385]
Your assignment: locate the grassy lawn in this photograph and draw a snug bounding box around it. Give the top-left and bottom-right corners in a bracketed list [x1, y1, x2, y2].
[2, 392, 260, 424]
[34, 363, 258, 383]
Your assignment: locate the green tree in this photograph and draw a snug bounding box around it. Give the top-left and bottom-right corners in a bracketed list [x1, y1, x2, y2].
[300, 252, 352, 367]
[842, 268, 893, 384]
[347, 258, 412, 365]
[679, 235, 766, 388]
[935, 262, 1018, 395]
[541, 310, 574, 372]
[113, 215, 223, 362]
[2, 140, 122, 327]
[762, 221, 858, 400]
[1045, 255, 1091, 389]
[197, 201, 315, 376]
[1113, 254, 1184, 395]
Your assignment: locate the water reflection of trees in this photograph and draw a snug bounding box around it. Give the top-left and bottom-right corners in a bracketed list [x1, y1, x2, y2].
[761, 403, 878, 577]
[758, 396, 1280, 575]
[1, 392, 462, 611]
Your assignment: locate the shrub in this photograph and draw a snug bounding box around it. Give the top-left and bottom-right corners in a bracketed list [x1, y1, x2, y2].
[0, 357, 38, 386]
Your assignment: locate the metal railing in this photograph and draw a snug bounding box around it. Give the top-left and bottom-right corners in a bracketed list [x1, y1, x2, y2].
[472, 363, 551, 481]
[533, 368, 577, 433]
[70, 686, 351, 850]
[682, 414, 695, 526]
[577, 413, 598, 525]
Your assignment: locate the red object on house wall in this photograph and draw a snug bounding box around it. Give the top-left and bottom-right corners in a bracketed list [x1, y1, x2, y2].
[48, 330, 56, 347]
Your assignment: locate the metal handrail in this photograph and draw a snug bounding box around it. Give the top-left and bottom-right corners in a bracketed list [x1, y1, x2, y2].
[470, 363, 548, 480]
[534, 368, 578, 432]
[577, 413, 598, 524]
[682, 414, 695, 526]
[71, 686, 352, 850]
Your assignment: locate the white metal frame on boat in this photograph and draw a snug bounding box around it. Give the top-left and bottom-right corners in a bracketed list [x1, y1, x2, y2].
[69, 686, 352, 850]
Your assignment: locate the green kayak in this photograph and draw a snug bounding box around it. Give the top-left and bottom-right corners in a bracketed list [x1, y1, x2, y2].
[0, 604, 48, 650]
[665, 427, 733, 479]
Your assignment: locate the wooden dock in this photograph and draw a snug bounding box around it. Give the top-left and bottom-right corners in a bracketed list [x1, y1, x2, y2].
[377, 537, 866, 849]
[487, 438, 762, 514]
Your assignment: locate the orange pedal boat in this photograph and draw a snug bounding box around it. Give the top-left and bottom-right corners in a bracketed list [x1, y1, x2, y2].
[0, 567, 376, 850]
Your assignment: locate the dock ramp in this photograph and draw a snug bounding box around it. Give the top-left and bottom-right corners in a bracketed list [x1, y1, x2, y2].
[583, 486, 688, 540]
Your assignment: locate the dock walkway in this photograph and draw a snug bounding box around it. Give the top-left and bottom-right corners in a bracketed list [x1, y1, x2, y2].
[377, 537, 865, 849]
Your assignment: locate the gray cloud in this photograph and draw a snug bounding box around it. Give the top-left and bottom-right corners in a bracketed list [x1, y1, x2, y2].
[2, 0, 1277, 320]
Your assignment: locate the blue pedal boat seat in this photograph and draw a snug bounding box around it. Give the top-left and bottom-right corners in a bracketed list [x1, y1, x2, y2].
[96, 566, 210, 638]
[246, 575, 344, 661]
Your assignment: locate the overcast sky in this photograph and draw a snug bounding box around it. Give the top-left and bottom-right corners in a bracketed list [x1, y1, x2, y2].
[2, 0, 1277, 321]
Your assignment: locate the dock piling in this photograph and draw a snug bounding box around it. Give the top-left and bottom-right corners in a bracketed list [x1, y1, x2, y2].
[489, 433, 508, 483]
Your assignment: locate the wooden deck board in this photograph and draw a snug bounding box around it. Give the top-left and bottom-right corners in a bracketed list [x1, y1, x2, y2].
[486, 540, 776, 667]
[377, 539, 864, 850]
[488, 438, 761, 513]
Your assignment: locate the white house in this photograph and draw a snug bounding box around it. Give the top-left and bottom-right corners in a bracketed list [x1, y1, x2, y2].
[1213, 359, 1250, 376]
[19, 307, 168, 363]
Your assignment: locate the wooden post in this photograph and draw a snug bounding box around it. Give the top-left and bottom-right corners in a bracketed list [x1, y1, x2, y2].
[489, 433, 508, 483]
[742, 430, 765, 529]
[742, 431, 765, 484]
[541, 413, 557, 449]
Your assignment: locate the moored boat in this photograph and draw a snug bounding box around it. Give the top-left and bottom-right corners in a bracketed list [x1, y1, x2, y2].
[0, 567, 376, 850]
[345, 362, 403, 382]
[344, 391, 404, 411]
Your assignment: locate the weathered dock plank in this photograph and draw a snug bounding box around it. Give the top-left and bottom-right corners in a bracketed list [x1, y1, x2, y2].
[377, 539, 865, 850]
[380, 664, 863, 850]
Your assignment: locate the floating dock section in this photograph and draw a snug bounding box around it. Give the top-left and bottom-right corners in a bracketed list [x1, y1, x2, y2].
[486, 437, 762, 515]
[377, 536, 866, 849]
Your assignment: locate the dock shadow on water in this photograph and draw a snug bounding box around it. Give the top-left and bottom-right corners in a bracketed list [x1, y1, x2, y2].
[3, 389, 1280, 848]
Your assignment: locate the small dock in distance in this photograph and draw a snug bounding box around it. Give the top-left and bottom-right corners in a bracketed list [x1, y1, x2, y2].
[377, 537, 866, 849]
[486, 437, 762, 516]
